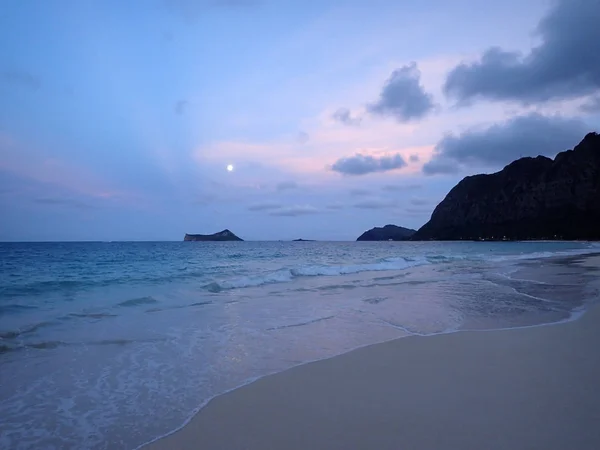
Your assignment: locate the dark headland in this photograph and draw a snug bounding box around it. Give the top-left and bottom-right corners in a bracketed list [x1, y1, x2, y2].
[413, 132, 600, 241]
[184, 230, 243, 241]
[357, 224, 417, 241]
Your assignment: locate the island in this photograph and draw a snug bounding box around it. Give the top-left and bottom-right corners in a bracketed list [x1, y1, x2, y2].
[412, 132, 600, 241]
[184, 229, 243, 241]
[357, 224, 417, 241]
[292, 239, 315, 242]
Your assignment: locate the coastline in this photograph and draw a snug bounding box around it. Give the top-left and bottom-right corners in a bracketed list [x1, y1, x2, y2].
[143, 256, 600, 450]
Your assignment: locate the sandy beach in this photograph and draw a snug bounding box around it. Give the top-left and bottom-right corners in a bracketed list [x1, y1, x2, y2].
[145, 291, 600, 448]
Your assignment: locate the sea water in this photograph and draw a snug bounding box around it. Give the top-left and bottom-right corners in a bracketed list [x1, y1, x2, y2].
[1, 241, 599, 449]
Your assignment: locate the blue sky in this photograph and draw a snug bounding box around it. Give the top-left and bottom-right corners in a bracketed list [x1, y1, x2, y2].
[1, 0, 599, 241]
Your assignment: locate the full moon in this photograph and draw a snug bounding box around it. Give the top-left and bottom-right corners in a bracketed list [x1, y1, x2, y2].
[226, 164, 234, 172]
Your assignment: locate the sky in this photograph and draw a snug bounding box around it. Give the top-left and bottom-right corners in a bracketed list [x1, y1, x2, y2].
[1, 0, 599, 241]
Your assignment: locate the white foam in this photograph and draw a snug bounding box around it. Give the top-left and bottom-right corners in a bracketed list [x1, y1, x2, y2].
[206, 269, 294, 291]
[291, 257, 429, 277]
[206, 257, 432, 291]
[492, 247, 600, 262]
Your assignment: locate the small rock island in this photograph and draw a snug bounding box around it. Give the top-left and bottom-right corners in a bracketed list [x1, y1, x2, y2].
[184, 229, 243, 241]
[357, 224, 417, 241]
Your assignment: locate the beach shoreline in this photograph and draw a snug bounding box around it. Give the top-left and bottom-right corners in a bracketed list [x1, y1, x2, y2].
[142, 255, 600, 450]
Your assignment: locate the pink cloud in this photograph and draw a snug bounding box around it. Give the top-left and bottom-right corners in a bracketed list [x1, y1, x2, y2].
[0, 133, 134, 202]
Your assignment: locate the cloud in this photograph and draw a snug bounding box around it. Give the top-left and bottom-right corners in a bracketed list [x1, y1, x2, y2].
[331, 153, 407, 175]
[32, 197, 92, 209]
[422, 158, 460, 175]
[423, 113, 587, 175]
[367, 63, 434, 122]
[296, 131, 309, 144]
[2, 70, 41, 91]
[0, 133, 130, 201]
[326, 203, 344, 210]
[410, 198, 429, 206]
[276, 181, 298, 191]
[382, 184, 422, 192]
[409, 154, 420, 163]
[332, 108, 362, 126]
[444, 0, 600, 105]
[353, 199, 397, 209]
[174, 100, 188, 115]
[580, 96, 600, 113]
[269, 205, 320, 216]
[349, 188, 371, 197]
[248, 202, 282, 211]
[405, 207, 431, 215]
[247, 201, 321, 216]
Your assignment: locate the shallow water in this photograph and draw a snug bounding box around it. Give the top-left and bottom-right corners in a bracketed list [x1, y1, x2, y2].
[1, 241, 599, 449]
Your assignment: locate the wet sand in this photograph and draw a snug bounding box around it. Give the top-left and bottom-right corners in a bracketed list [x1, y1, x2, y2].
[144, 257, 600, 450]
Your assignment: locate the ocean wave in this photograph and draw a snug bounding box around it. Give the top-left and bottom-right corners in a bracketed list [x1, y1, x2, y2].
[266, 315, 335, 331]
[116, 296, 158, 307]
[204, 269, 294, 292]
[204, 257, 430, 291]
[291, 257, 428, 276]
[492, 247, 600, 262]
[0, 337, 165, 354]
[0, 340, 68, 354]
[0, 303, 38, 315]
[202, 248, 598, 293]
[0, 320, 55, 340]
[67, 312, 118, 319]
[145, 300, 213, 313]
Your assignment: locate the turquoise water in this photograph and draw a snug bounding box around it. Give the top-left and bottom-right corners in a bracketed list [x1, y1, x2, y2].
[1, 241, 599, 449]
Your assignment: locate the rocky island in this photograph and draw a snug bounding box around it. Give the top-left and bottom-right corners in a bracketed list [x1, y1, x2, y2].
[413, 132, 600, 241]
[184, 229, 243, 241]
[357, 224, 417, 241]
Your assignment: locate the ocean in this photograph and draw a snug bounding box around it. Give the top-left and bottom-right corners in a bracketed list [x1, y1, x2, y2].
[1, 240, 599, 449]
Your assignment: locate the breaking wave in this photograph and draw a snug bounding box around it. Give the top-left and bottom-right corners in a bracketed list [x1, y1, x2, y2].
[204, 257, 430, 291]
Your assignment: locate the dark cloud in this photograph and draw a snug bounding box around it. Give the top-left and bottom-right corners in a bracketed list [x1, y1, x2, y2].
[368, 63, 434, 122]
[332, 108, 362, 126]
[331, 153, 407, 176]
[2, 70, 41, 91]
[296, 131, 309, 144]
[326, 204, 344, 210]
[174, 100, 188, 115]
[409, 154, 420, 163]
[382, 184, 422, 192]
[269, 205, 320, 216]
[276, 181, 298, 191]
[423, 113, 587, 175]
[444, 0, 600, 104]
[353, 199, 397, 209]
[422, 158, 460, 175]
[248, 202, 282, 211]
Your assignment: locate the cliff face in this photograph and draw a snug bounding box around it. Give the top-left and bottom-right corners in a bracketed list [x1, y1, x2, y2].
[357, 224, 417, 241]
[413, 132, 600, 240]
[184, 229, 243, 241]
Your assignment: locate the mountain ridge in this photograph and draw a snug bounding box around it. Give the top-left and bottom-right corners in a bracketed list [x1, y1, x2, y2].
[413, 132, 600, 241]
